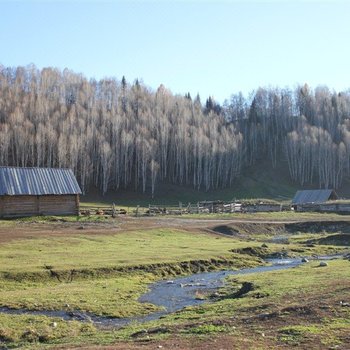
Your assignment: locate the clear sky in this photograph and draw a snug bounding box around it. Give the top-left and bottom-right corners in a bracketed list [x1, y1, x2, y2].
[1, 1, 350, 103]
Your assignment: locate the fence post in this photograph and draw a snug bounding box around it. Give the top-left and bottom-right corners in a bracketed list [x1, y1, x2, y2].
[179, 201, 182, 215]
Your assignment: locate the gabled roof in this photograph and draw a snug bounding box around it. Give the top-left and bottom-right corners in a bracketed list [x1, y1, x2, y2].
[292, 189, 337, 205]
[0, 167, 82, 195]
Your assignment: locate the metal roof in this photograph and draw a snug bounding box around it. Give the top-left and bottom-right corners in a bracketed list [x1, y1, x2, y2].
[0, 167, 82, 196]
[292, 189, 337, 205]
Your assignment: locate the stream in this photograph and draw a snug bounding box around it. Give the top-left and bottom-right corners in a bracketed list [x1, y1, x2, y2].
[0, 255, 342, 328]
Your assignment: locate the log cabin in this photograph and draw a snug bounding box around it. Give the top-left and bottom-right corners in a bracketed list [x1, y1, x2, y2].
[0, 167, 82, 217]
[291, 189, 338, 212]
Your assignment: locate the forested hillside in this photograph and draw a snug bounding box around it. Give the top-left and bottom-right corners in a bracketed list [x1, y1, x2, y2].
[0, 64, 349, 195]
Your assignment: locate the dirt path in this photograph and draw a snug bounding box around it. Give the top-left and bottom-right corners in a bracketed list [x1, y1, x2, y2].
[53, 335, 266, 350]
[1, 215, 350, 243]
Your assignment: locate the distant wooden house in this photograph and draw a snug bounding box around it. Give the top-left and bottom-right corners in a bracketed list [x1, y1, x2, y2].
[292, 189, 338, 212]
[0, 167, 82, 217]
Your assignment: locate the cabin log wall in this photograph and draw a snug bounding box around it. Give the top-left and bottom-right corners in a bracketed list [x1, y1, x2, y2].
[0, 195, 79, 217]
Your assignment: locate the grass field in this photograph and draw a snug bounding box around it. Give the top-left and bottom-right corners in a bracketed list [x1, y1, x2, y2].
[0, 228, 264, 274]
[0, 215, 349, 349]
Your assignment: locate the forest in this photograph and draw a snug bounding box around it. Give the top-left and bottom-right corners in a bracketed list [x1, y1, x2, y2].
[0, 64, 349, 195]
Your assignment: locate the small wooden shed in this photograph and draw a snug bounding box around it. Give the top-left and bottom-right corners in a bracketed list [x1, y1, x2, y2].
[0, 167, 82, 217]
[291, 189, 338, 212]
[292, 189, 338, 205]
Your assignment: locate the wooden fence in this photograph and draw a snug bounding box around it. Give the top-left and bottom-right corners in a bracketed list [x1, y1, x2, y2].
[80, 200, 285, 217]
[147, 201, 243, 215]
[80, 201, 350, 217]
[146, 201, 283, 215]
[80, 204, 127, 217]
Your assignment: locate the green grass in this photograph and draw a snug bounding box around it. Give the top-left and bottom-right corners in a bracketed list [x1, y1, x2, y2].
[0, 215, 112, 228]
[0, 227, 265, 347]
[226, 259, 348, 301]
[0, 313, 96, 346]
[0, 228, 266, 318]
[0, 229, 263, 274]
[0, 275, 160, 317]
[0, 227, 346, 312]
[278, 320, 349, 346]
[1, 221, 350, 349]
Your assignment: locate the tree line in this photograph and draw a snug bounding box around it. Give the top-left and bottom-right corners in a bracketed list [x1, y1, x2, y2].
[0, 64, 349, 194]
[224, 84, 350, 189]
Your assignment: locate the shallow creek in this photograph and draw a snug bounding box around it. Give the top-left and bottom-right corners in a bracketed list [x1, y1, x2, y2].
[0, 256, 340, 328]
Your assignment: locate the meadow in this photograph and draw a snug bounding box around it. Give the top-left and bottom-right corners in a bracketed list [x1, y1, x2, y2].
[0, 214, 349, 349]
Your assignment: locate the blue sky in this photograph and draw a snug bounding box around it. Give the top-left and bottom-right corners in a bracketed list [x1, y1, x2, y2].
[1, 1, 350, 103]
